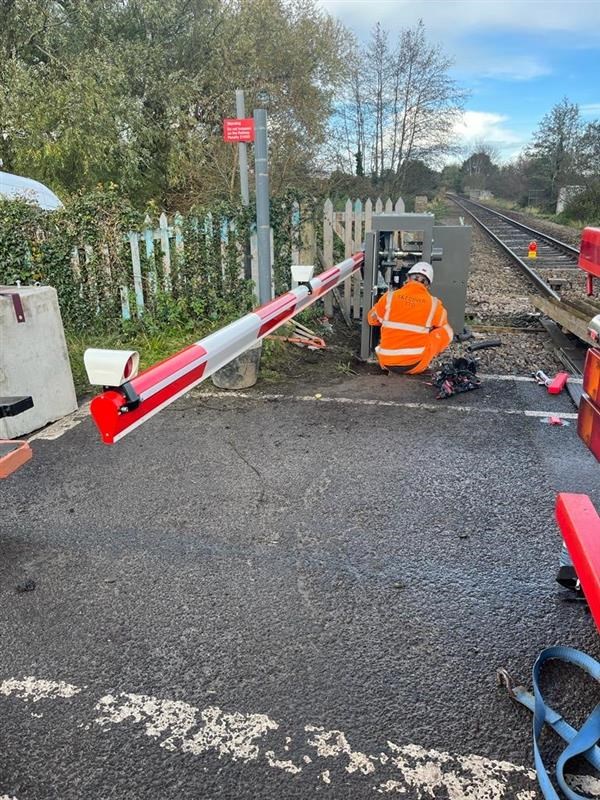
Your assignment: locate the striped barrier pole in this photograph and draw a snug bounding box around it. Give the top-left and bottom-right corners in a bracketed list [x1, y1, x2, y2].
[89, 252, 364, 444]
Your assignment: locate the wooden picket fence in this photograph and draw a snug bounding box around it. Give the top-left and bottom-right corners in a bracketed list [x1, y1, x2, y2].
[322, 196, 405, 318]
[71, 198, 405, 321]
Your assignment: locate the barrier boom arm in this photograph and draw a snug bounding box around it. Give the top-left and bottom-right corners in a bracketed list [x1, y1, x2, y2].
[90, 252, 364, 444]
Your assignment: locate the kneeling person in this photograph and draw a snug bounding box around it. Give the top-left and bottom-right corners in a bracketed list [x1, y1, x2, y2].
[367, 262, 453, 374]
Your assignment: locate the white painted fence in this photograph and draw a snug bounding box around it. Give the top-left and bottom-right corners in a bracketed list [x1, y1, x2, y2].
[70, 198, 405, 320]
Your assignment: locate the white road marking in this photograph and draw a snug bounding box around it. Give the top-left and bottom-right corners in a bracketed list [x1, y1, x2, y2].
[306, 725, 376, 775]
[265, 751, 303, 774]
[570, 774, 600, 794]
[3, 676, 600, 798]
[480, 373, 583, 385]
[199, 389, 579, 421]
[26, 373, 580, 445]
[27, 402, 90, 442]
[95, 694, 278, 760]
[0, 677, 80, 702]
[92, 688, 538, 796]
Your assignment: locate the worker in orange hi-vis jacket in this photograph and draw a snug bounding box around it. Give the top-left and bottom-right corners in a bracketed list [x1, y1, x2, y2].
[367, 261, 453, 374]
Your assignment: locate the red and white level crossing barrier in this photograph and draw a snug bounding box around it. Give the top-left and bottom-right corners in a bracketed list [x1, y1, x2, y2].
[89, 252, 364, 444]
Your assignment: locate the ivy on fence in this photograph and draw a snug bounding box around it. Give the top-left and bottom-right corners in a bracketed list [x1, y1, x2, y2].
[0, 186, 395, 334]
[0, 187, 299, 333]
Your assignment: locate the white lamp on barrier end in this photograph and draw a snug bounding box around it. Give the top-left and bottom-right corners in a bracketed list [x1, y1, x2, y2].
[84, 348, 140, 387]
[291, 265, 315, 290]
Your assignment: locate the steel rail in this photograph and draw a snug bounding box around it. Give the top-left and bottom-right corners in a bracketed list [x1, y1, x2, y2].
[448, 193, 580, 259]
[447, 194, 561, 301]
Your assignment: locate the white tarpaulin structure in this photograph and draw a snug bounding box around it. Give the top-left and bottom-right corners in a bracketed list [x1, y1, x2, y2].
[0, 170, 63, 210]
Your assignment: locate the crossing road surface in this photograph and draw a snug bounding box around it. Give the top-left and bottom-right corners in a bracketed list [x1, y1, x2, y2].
[1, 374, 599, 799]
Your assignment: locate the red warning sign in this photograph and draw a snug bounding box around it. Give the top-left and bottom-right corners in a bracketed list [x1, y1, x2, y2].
[223, 118, 255, 143]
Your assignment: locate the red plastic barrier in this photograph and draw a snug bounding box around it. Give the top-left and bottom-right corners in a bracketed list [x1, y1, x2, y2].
[556, 493, 600, 632]
[579, 227, 600, 278]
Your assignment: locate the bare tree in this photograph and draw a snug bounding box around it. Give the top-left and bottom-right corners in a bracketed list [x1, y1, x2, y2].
[329, 20, 465, 191]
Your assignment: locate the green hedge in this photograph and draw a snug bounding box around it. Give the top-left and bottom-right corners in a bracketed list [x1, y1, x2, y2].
[0, 186, 320, 333]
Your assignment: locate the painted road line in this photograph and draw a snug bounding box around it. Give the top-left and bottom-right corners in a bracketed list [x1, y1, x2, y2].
[0, 677, 80, 702]
[480, 373, 583, 385]
[4, 675, 599, 798]
[27, 402, 91, 442]
[197, 390, 579, 421]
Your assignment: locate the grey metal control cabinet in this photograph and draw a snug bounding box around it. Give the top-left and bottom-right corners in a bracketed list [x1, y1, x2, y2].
[360, 213, 471, 361]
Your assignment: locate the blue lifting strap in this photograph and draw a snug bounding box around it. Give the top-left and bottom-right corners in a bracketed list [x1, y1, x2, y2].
[499, 646, 600, 799]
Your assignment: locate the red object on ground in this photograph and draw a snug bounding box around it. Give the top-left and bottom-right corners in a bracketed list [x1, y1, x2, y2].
[0, 440, 32, 478]
[547, 372, 569, 394]
[528, 240, 537, 257]
[223, 118, 255, 143]
[548, 416, 564, 426]
[579, 227, 600, 279]
[556, 493, 600, 632]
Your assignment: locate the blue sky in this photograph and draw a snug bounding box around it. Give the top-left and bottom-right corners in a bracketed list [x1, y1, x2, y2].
[317, 0, 600, 163]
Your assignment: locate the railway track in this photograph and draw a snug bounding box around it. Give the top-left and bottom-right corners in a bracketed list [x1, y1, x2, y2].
[447, 193, 579, 298]
[447, 194, 599, 374]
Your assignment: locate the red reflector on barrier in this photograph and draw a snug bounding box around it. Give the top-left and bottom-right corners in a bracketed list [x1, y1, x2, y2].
[583, 348, 600, 405]
[556, 493, 600, 632]
[577, 395, 600, 461]
[579, 227, 600, 278]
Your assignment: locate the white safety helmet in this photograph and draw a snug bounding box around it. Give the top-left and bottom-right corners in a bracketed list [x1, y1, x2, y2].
[407, 261, 434, 285]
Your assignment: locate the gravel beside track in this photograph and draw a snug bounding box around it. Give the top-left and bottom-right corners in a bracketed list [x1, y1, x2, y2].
[482, 204, 582, 248]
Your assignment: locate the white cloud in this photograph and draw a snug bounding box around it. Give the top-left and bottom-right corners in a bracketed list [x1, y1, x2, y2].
[452, 111, 525, 161]
[462, 54, 552, 82]
[581, 103, 600, 117]
[318, 0, 600, 40]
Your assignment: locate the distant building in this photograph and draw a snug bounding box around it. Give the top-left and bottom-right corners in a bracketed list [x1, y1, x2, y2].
[0, 171, 63, 210]
[556, 185, 584, 214]
[466, 188, 494, 201]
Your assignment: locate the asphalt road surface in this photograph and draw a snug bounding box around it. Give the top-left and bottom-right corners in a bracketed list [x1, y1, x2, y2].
[1, 373, 599, 799]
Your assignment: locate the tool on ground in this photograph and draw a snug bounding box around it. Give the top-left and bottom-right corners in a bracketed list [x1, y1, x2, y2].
[268, 334, 326, 350]
[534, 370, 552, 386]
[432, 339, 501, 399]
[533, 371, 570, 395]
[267, 319, 327, 350]
[548, 372, 570, 395]
[556, 542, 582, 594]
[497, 646, 600, 800]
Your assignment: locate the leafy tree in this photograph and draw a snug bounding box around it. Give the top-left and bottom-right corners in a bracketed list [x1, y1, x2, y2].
[460, 148, 498, 190]
[439, 163, 462, 192]
[0, 0, 349, 205]
[525, 97, 582, 208]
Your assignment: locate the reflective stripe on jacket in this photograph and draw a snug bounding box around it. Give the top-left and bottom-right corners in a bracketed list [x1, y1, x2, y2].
[367, 281, 453, 368]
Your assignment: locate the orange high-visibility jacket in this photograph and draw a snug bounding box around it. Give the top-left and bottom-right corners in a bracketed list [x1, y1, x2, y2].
[367, 281, 453, 373]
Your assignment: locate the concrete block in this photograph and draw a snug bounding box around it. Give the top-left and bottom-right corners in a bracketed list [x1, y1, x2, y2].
[0, 285, 77, 437]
